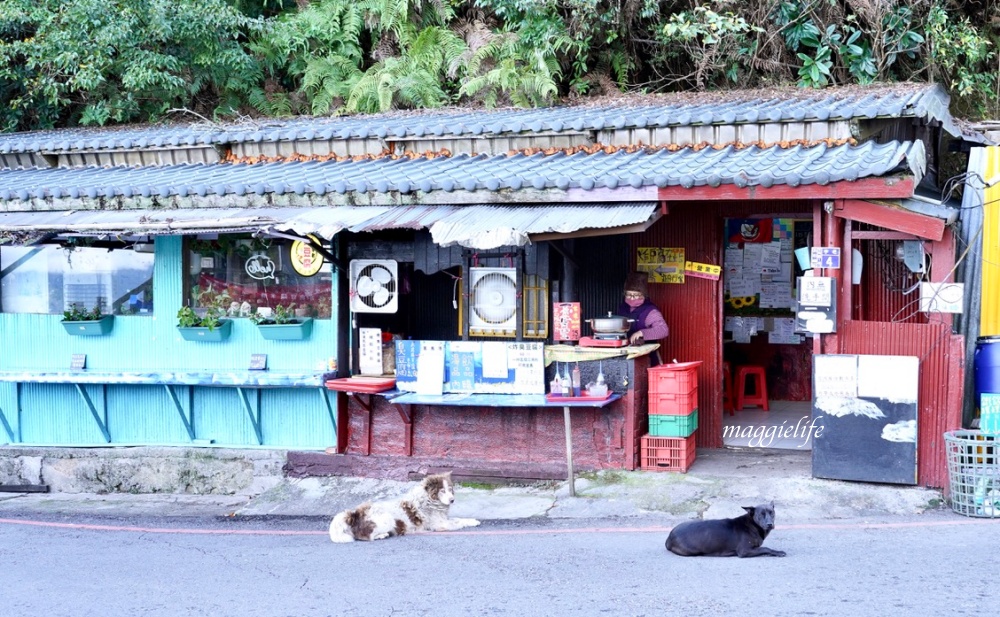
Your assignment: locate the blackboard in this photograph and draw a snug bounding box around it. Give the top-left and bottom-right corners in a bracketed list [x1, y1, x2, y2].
[811, 354, 919, 485]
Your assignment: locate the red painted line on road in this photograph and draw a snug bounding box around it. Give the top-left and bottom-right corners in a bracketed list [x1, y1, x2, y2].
[0, 518, 324, 535]
[1, 516, 997, 537]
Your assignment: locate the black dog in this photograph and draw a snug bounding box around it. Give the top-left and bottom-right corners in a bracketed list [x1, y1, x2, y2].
[665, 501, 786, 558]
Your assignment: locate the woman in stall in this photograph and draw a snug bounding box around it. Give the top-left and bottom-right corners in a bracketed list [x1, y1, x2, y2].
[617, 272, 669, 366]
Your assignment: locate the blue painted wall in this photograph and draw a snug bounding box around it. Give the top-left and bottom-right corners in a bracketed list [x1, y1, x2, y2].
[0, 236, 340, 448]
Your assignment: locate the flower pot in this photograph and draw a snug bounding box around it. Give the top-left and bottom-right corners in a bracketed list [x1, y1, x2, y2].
[177, 319, 233, 342]
[62, 315, 115, 336]
[256, 318, 313, 341]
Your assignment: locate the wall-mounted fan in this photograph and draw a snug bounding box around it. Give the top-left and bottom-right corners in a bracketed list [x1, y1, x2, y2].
[469, 267, 517, 335]
[349, 259, 398, 313]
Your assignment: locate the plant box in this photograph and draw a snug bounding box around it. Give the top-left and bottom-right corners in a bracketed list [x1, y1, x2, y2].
[649, 385, 698, 415]
[648, 361, 700, 394]
[61, 315, 114, 336]
[177, 319, 233, 342]
[640, 434, 697, 472]
[648, 409, 698, 437]
[256, 318, 313, 341]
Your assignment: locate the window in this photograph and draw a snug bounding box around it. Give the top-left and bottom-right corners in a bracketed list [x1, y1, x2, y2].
[0, 241, 154, 315]
[184, 235, 332, 319]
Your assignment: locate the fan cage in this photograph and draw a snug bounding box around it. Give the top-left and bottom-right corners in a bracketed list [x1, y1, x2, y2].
[462, 271, 548, 339]
[355, 264, 397, 309]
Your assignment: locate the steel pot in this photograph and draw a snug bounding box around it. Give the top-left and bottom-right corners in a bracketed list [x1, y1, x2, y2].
[586, 312, 633, 333]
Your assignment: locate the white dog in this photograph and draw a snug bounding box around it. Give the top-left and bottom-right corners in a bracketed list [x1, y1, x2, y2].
[328, 472, 480, 543]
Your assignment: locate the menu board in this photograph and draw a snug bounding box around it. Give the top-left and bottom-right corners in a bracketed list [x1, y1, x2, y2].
[395, 340, 545, 394]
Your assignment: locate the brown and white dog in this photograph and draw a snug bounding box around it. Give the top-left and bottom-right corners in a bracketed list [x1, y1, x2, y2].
[328, 472, 480, 543]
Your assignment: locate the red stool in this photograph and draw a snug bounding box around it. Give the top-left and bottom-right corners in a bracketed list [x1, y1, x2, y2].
[734, 365, 769, 411]
[722, 361, 734, 415]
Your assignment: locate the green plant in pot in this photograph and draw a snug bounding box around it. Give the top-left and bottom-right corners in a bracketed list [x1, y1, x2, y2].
[176, 288, 233, 341]
[250, 303, 313, 341]
[62, 300, 114, 335]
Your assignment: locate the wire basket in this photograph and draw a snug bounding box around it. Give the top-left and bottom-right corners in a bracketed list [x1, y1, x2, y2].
[944, 430, 1000, 518]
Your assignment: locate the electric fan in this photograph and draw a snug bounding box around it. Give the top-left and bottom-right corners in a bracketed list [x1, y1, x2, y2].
[349, 259, 398, 313]
[469, 267, 517, 334]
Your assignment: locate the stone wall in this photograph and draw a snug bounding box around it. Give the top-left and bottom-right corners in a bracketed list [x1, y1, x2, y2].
[0, 446, 288, 495]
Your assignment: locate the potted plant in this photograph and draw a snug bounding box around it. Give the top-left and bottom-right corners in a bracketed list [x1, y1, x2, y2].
[250, 303, 313, 341]
[176, 288, 233, 342]
[62, 301, 114, 336]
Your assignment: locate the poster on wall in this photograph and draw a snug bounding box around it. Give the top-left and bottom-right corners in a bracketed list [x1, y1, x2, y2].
[553, 302, 582, 341]
[637, 247, 685, 283]
[811, 354, 919, 485]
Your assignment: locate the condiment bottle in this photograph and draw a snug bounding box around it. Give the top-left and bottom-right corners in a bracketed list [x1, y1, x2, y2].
[571, 363, 582, 397]
[563, 364, 573, 396]
[550, 364, 563, 396]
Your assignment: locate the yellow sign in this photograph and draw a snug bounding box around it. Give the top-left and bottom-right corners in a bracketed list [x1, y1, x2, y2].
[637, 247, 685, 284]
[290, 236, 325, 277]
[685, 261, 722, 280]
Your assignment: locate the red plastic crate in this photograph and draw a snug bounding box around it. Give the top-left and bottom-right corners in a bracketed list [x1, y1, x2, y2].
[648, 361, 701, 395]
[649, 385, 698, 415]
[640, 434, 697, 472]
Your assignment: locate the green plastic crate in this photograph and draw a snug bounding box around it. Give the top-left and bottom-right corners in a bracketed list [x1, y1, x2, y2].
[648, 409, 698, 437]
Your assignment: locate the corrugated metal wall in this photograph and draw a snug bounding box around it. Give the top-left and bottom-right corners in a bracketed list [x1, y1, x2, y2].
[839, 321, 964, 489]
[852, 225, 929, 324]
[0, 236, 340, 448]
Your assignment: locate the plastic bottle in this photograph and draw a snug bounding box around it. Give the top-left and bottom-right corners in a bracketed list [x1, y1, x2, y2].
[571, 363, 582, 397]
[563, 364, 574, 397]
[550, 364, 563, 396]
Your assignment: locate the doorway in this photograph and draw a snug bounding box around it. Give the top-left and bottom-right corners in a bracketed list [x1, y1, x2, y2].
[721, 216, 815, 451]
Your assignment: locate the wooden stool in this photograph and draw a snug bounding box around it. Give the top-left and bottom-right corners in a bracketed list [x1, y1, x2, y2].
[722, 361, 734, 415]
[735, 365, 769, 411]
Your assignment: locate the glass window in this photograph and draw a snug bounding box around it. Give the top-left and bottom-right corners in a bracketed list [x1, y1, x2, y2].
[0, 241, 155, 315]
[184, 235, 332, 319]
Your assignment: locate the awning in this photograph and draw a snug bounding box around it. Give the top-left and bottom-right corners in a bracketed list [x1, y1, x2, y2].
[0, 202, 659, 249]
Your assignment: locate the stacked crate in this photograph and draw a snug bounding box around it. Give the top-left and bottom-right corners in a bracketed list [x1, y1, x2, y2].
[641, 361, 700, 472]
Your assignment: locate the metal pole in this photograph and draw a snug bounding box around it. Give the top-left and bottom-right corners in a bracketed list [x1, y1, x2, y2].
[563, 405, 575, 496]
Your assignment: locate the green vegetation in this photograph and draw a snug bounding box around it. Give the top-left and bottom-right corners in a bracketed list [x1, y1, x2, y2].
[1, 1, 996, 131]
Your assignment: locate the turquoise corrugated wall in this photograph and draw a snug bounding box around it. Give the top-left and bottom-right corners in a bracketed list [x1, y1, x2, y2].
[0, 236, 339, 448]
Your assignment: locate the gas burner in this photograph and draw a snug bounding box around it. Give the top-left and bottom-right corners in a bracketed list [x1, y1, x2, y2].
[579, 336, 628, 348]
[592, 332, 627, 340]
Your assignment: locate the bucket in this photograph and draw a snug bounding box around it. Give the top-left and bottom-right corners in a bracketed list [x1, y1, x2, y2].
[974, 336, 1000, 416]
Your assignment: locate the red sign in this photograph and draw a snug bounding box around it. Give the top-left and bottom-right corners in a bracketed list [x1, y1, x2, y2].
[553, 302, 582, 341]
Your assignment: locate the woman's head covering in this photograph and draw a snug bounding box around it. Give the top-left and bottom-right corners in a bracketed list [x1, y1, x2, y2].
[624, 272, 648, 296]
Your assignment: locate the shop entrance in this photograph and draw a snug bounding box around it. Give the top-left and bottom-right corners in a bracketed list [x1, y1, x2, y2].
[721, 217, 816, 450]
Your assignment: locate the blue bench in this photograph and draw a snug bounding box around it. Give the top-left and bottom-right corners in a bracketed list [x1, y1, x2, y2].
[0, 369, 335, 445]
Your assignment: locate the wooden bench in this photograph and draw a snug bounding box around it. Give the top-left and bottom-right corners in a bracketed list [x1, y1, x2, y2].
[0, 369, 335, 445]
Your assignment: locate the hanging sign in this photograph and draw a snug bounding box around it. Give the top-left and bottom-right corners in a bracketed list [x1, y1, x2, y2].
[291, 236, 325, 277]
[245, 254, 276, 280]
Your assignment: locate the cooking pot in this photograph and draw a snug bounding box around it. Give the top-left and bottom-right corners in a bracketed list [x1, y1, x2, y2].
[586, 312, 634, 333]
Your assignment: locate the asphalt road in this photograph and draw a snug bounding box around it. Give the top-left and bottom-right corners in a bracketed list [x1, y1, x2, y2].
[2, 512, 998, 617]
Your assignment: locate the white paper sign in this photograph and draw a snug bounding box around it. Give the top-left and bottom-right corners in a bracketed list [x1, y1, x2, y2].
[358, 328, 384, 376]
[814, 354, 858, 398]
[415, 341, 445, 395]
[481, 342, 509, 379]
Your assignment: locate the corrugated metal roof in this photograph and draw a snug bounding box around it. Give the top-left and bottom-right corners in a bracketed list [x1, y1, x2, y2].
[0, 202, 658, 249]
[0, 83, 959, 155]
[0, 140, 924, 205]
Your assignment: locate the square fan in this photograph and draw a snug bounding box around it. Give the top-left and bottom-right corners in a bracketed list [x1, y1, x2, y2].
[349, 259, 398, 313]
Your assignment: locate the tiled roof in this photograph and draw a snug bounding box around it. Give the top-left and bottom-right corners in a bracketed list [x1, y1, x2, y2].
[0, 140, 924, 205]
[0, 83, 959, 155]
